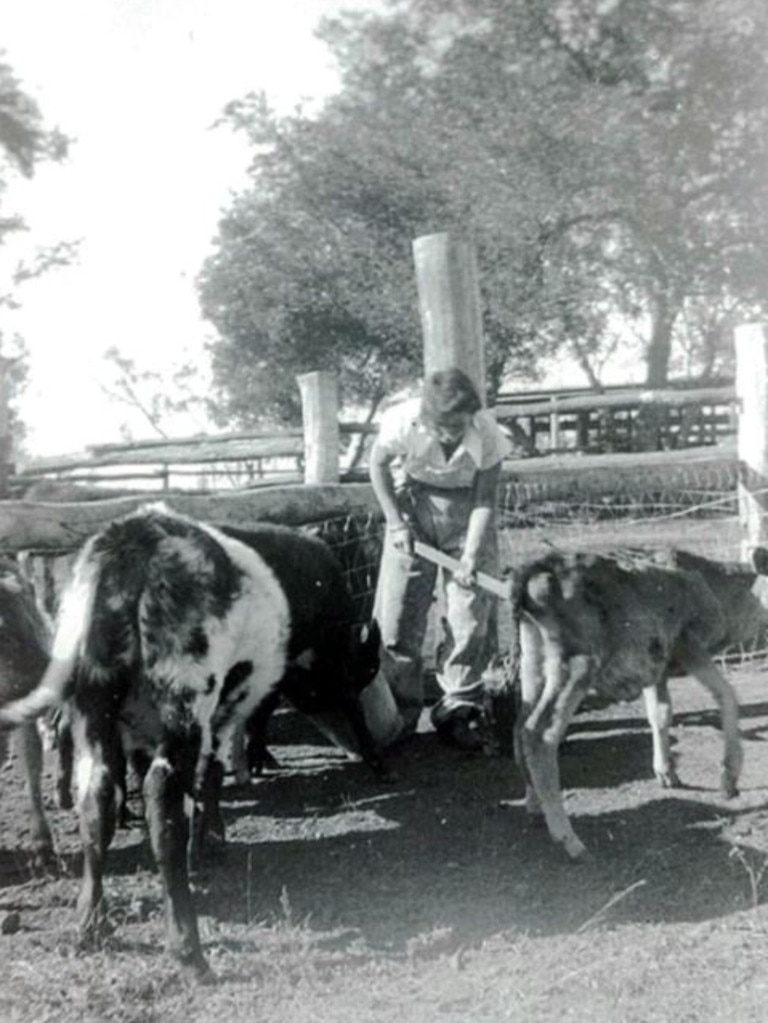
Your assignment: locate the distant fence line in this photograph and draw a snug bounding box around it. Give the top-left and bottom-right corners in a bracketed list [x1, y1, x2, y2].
[496, 382, 737, 455]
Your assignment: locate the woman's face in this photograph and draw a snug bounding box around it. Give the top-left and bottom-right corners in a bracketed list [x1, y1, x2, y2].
[430, 411, 472, 446]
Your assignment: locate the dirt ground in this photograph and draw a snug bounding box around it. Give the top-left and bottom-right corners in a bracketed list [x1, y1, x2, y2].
[2, 666, 768, 1023]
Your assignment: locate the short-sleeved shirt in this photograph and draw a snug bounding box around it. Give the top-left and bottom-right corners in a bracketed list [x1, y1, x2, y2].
[372, 398, 512, 490]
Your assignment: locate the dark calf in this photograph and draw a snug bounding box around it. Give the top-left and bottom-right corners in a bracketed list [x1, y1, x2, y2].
[0, 558, 54, 862]
[218, 523, 382, 783]
[242, 627, 381, 779]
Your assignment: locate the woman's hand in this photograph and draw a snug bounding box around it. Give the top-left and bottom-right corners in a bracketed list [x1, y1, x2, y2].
[453, 553, 478, 588]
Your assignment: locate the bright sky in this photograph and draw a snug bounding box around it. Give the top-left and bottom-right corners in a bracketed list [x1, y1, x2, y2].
[1, 0, 357, 458]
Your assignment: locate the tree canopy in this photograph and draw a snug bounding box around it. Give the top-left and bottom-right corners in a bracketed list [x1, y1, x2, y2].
[199, 0, 768, 425]
[0, 55, 71, 446]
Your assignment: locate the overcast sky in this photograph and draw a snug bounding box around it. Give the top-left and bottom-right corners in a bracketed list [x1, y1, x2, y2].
[2, 0, 356, 456]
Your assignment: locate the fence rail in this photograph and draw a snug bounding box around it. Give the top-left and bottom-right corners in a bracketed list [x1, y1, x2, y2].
[9, 381, 738, 495]
[495, 383, 736, 455]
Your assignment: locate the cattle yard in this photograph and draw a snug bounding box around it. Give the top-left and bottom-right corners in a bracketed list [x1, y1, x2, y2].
[0, 490, 767, 1022]
[1, 650, 768, 1023]
[1, 309, 768, 1018]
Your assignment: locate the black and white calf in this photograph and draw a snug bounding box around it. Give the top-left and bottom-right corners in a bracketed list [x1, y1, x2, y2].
[0, 505, 382, 977]
[0, 558, 54, 863]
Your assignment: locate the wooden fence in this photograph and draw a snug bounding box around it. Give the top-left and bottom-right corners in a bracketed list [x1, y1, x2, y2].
[496, 382, 737, 455]
[5, 378, 737, 497]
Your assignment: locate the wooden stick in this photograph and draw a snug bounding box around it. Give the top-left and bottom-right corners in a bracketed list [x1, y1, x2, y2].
[413, 540, 513, 600]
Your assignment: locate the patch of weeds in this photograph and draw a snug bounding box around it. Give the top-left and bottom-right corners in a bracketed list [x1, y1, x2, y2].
[273, 884, 313, 940]
[576, 879, 648, 933]
[339, 791, 357, 812]
[728, 842, 768, 910]
[405, 926, 459, 965]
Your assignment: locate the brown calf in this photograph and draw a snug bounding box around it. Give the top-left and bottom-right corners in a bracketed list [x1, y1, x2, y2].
[503, 548, 766, 859]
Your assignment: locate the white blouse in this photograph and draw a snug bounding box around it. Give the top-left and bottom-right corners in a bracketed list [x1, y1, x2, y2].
[372, 398, 512, 489]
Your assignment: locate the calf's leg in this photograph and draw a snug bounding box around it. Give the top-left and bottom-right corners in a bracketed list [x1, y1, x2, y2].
[143, 751, 209, 978]
[16, 723, 54, 861]
[643, 679, 680, 788]
[677, 638, 742, 798]
[43, 705, 76, 812]
[515, 619, 544, 815]
[189, 757, 226, 871]
[520, 639, 591, 859]
[244, 688, 282, 777]
[73, 711, 122, 946]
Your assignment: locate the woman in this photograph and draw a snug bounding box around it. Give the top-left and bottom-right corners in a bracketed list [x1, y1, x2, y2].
[369, 368, 511, 750]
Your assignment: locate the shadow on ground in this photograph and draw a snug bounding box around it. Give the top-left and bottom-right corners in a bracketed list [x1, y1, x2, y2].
[2, 678, 768, 964]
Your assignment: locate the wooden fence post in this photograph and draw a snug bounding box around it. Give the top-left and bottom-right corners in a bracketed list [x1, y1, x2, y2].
[548, 397, 560, 451]
[412, 232, 486, 404]
[297, 371, 340, 484]
[735, 322, 768, 560]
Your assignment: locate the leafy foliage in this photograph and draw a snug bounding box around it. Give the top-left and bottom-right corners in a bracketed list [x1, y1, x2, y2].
[199, 0, 768, 425]
[0, 55, 72, 452]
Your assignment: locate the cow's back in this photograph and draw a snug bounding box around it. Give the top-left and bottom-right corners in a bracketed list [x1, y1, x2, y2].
[657, 548, 768, 653]
[519, 551, 726, 700]
[220, 523, 354, 657]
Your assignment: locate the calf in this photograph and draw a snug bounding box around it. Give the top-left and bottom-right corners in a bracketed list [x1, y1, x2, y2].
[0, 558, 54, 862]
[0, 505, 382, 977]
[502, 548, 766, 859]
[220, 522, 381, 782]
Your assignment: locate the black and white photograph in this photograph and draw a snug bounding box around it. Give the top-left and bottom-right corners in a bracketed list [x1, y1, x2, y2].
[0, 1, 767, 1020]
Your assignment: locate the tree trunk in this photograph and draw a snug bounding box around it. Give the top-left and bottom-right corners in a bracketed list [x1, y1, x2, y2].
[569, 336, 604, 392]
[645, 292, 677, 387]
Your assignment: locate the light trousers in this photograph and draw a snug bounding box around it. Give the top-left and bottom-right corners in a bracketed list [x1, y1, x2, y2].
[373, 481, 498, 734]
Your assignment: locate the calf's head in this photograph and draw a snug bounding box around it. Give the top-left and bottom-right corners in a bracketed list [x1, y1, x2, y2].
[282, 620, 381, 714]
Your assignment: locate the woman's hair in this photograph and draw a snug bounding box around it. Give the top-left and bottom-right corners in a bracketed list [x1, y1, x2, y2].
[420, 368, 482, 425]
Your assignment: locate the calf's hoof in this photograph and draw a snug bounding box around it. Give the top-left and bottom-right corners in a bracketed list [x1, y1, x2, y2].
[562, 834, 588, 860]
[721, 772, 740, 800]
[30, 841, 57, 875]
[655, 768, 682, 789]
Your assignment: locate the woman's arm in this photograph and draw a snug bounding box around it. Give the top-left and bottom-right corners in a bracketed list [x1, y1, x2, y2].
[455, 461, 501, 584]
[369, 445, 413, 553]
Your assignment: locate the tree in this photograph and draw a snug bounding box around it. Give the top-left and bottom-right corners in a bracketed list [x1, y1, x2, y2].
[100, 347, 212, 440]
[0, 54, 70, 287]
[0, 55, 71, 450]
[199, 0, 768, 426]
